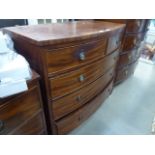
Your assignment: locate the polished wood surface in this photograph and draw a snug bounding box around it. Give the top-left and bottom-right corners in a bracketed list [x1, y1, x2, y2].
[50, 51, 118, 99]
[56, 80, 113, 135]
[0, 71, 47, 135]
[52, 67, 114, 120]
[99, 19, 150, 84]
[115, 61, 138, 84]
[4, 21, 125, 46]
[4, 21, 125, 134]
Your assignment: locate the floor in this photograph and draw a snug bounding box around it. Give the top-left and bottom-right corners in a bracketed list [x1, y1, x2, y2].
[70, 60, 155, 135]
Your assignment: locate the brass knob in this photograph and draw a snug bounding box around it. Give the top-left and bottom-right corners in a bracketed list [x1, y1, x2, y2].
[79, 51, 85, 61]
[0, 120, 4, 132]
[79, 74, 85, 82]
[76, 95, 82, 102]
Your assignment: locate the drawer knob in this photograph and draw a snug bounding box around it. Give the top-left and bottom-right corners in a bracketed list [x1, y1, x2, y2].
[137, 21, 141, 27]
[0, 120, 4, 132]
[76, 95, 82, 102]
[79, 74, 85, 82]
[128, 55, 132, 60]
[133, 38, 137, 45]
[125, 70, 128, 75]
[79, 52, 85, 61]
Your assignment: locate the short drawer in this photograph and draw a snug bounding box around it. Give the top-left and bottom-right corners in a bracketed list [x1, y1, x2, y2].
[117, 48, 140, 68]
[115, 61, 138, 83]
[52, 67, 114, 120]
[49, 50, 118, 99]
[0, 86, 42, 135]
[9, 111, 46, 135]
[126, 20, 148, 33]
[55, 80, 113, 135]
[122, 33, 145, 52]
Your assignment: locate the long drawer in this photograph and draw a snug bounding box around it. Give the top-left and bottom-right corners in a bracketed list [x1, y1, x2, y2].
[122, 33, 145, 52]
[55, 80, 113, 135]
[0, 86, 42, 135]
[52, 67, 114, 120]
[46, 36, 120, 76]
[117, 48, 140, 68]
[49, 50, 118, 99]
[115, 61, 138, 83]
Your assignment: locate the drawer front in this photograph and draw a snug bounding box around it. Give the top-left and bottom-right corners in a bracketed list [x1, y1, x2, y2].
[9, 112, 46, 135]
[122, 33, 145, 52]
[46, 39, 107, 75]
[115, 61, 138, 83]
[56, 80, 113, 135]
[107, 33, 122, 54]
[118, 48, 140, 68]
[49, 50, 118, 99]
[0, 86, 42, 135]
[52, 67, 114, 120]
[126, 20, 148, 33]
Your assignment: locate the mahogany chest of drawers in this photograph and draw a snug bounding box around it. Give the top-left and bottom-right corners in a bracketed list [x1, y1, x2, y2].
[99, 19, 150, 84]
[0, 71, 47, 135]
[4, 21, 125, 134]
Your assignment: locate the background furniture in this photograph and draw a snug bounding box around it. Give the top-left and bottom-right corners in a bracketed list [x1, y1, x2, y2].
[0, 71, 47, 135]
[4, 21, 125, 134]
[98, 20, 150, 84]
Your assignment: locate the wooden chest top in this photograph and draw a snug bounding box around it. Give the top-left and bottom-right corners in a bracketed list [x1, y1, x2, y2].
[3, 21, 125, 46]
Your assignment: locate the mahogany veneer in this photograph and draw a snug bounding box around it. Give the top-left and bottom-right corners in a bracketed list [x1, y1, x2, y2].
[4, 21, 125, 134]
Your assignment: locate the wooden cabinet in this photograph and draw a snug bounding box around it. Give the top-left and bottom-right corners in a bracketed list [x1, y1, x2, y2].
[0, 71, 47, 135]
[99, 19, 150, 84]
[4, 21, 125, 134]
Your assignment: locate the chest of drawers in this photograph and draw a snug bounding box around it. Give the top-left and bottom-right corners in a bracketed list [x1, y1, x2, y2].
[0, 71, 47, 135]
[4, 21, 125, 134]
[99, 19, 150, 84]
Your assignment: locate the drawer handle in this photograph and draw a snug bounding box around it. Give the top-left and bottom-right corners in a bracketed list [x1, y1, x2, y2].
[137, 21, 141, 27]
[79, 74, 85, 82]
[76, 95, 82, 102]
[0, 120, 4, 132]
[125, 70, 128, 75]
[133, 38, 137, 45]
[79, 52, 85, 61]
[128, 55, 132, 60]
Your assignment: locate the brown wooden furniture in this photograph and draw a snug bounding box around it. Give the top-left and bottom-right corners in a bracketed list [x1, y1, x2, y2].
[0, 71, 47, 135]
[3, 21, 125, 134]
[98, 19, 150, 84]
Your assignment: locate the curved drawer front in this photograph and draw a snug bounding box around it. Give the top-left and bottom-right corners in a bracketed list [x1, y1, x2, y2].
[115, 61, 138, 83]
[126, 20, 148, 33]
[52, 67, 114, 120]
[122, 33, 145, 52]
[117, 48, 140, 68]
[55, 80, 113, 135]
[49, 50, 118, 99]
[46, 36, 120, 76]
[0, 86, 41, 135]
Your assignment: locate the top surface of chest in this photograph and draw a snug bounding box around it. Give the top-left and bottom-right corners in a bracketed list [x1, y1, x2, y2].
[3, 21, 125, 46]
